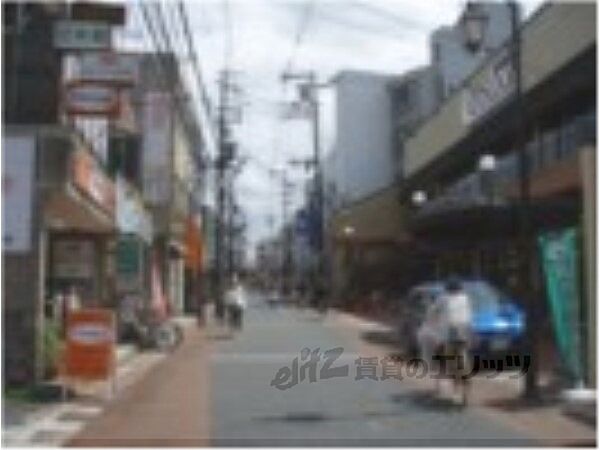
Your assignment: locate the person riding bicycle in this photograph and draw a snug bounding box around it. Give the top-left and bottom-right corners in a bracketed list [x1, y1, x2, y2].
[438, 277, 473, 406]
[224, 276, 247, 330]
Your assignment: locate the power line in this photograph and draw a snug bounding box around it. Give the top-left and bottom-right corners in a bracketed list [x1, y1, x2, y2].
[347, 1, 426, 30]
[223, 0, 233, 68]
[177, 1, 215, 122]
[283, 0, 316, 75]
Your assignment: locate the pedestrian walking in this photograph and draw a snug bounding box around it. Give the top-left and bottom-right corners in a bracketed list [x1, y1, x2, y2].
[224, 276, 247, 331]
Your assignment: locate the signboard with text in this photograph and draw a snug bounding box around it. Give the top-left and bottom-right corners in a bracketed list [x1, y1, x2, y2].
[76, 52, 139, 86]
[71, 149, 116, 214]
[52, 239, 95, 279]
[2, 136, 35, 253]
[142, 92, 172, 204]
[54, 20, 112, 51]
[64, 80, 119, 116]
[65, 309, 115, 380]
[462, 47, 515, 126]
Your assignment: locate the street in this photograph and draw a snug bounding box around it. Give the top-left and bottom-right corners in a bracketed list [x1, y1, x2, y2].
[64, 291, 548, 447]
[211, 292, 534, 446]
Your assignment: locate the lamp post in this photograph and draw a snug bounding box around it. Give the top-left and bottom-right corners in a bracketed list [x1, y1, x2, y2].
[478, 154, 497, 204]
[508, 0, 539, 399]
[461, 2, 489, 53]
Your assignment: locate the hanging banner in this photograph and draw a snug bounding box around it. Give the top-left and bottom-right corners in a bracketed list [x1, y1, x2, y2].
[538, 227, 583, 382]
[142, 91, 172, 204]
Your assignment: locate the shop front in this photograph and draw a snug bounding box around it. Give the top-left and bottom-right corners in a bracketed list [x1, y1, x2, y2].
[43, 136, 116, 329]
[114, 175, 153, 335]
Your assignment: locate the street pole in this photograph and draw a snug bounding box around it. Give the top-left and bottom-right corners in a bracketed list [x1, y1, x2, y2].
[214, 70, 228, 321]
[309, 73, 326, 309]
[281, 70, 327, 308]
[510, 0, 538, 398]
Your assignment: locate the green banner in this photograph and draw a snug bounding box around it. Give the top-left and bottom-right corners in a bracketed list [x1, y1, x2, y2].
[538, 227, 583, 383]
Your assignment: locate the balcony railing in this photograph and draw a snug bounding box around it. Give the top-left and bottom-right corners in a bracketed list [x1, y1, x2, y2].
[415, 108, 595, 219]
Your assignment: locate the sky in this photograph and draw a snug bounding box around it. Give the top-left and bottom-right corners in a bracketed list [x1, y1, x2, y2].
[117, 0, 543, 258]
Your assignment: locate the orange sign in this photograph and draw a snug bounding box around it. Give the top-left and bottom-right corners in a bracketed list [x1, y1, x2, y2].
[65, 309, 115, 380]
[71, 149, 116, 214]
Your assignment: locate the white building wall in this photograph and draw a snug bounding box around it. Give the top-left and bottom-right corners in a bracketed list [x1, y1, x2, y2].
[327, 71, 397, 208]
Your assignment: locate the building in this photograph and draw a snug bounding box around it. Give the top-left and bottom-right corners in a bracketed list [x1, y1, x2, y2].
[430, 2, 513, 101]
[322, 2, 515, 305]
[3, 2, 127, 384]
[2, 3, 213, 385]
[401, 3, 596, 386]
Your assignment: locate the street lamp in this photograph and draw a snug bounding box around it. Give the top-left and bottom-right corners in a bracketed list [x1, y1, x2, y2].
[411, 190, 428, 207]
[343, 225, 355, 237]
[461, 2, 489, 52]
[478, 154, 497, 172]
[478, 154, 497, 204]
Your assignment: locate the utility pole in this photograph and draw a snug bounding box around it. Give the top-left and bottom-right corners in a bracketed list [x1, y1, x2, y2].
[214, 70, 227, 320]
[215, 69, 243, 319]
[281, 70, 328, 308]
[281, 172, 294, 296]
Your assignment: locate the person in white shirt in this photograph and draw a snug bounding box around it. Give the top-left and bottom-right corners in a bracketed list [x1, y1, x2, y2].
[441, 279, 472, 343]
[438, 277, 473, 406]
[224, 276, 247, 330]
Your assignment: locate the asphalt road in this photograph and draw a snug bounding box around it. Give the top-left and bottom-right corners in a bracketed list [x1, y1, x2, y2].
[211, 291, 537, 446]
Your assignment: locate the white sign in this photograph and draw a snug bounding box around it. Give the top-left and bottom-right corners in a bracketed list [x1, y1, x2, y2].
[76, 52, 139, 85]
[2, 136, 35, 253]
[462, 48, 515, 126]
[65, 82, 118, 116]
[69, 324, 113, 345]
[54, 20, 112, 50]
[142, 92, 172, 204]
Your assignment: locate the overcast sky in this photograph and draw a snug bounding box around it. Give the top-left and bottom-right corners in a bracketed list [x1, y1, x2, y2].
[118, 0, 543, 256]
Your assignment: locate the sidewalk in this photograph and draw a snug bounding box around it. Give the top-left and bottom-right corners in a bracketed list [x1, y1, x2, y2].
[66, 320, 212, 446]
[330, 309, 596, 447]
[2, 318, 199, 447]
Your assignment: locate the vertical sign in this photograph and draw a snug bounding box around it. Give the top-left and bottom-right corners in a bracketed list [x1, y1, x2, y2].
[142, 92, 172, 204]
[462, 47, 515, 126]
[2, 136, 35, 252]
[538, 227, 583, 383]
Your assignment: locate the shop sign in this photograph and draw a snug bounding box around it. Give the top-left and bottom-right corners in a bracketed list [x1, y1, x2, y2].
[116, 177, 152, 242]
[65, 309, 115, 380]
[116, 238, 141, 275]
[64, 81, 119, 117]
[71, 149, 115, 214]
[2, 136, 35, 253]
[462, 47, 515, 126]
[142, 91, 172, 204]
[54, 20, 112, 51]
[52, 239, 95, 279]
[76, 52, 139, 86]
[116, 237, 143, 292]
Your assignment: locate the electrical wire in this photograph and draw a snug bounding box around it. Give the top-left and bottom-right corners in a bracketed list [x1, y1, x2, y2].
[347, 1, 426, 30]
[283, 0, 316, 75]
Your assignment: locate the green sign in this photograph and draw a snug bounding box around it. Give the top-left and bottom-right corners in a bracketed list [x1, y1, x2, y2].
[538, 227, 583, 383]
[116, 238, 141, 275]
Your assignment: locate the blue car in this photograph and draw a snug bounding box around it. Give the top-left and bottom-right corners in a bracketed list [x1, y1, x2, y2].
[460, 280, 525, 355]
[401, 279, 525, 357]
